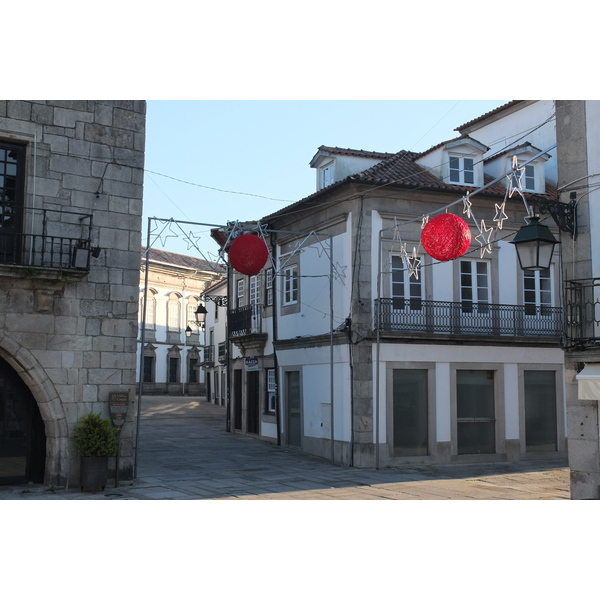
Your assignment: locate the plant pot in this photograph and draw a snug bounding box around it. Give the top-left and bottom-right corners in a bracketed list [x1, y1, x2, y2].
[80, 456, 109, 492]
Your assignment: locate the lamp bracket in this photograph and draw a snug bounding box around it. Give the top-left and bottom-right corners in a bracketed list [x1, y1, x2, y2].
[535, 197, 577, 239]
[202, 294, 228, 307]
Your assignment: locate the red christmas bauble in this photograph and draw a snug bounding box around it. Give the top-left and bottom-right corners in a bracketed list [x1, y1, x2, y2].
[228, 234, 269, 275]
[421, 213, 471, 262]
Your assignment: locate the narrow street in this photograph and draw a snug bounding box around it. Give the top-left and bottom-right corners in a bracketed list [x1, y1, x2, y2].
[1, 395, 570, 500]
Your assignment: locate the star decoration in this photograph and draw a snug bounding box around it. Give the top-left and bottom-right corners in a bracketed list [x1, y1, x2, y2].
[507, 155, 525, 198]
[475, 219, 494, 257]
[333, 262, 348, 282]
[462, 194, 473, 219]
[150, 219, 179, 247]
[421, 214, 430, 229]
[493, 201, 508, 229]
[406, 247, 421, 279]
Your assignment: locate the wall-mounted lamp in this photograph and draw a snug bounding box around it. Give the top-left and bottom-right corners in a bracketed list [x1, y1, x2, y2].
[185, 325, 193, 338]
[510, 216, 560, 271]
[511, 195, 577, 271]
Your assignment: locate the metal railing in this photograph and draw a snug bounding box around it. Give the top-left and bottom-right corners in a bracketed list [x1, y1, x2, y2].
[228, 304, 262, 337]
[564, 278, 600, 349]
[0, 203, 93, 271]
[375, 298, 562, 338]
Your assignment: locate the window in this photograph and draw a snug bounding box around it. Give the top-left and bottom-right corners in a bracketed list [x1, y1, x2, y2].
[237, 279, 245, 308]
[0, 141, 26, 264]
[144, 292, 156, 329]
[266, 268, 274, 306]
[283, 265, 298, 305]
[391, 254, 422, 311]
[524, 164, 535, 191]
[524, 371, 557, 452]
[250, 274, 260, 306]
[460, 260, 489, 313]
[449, 155, 474, 185]
[167, 294, 181, 331]
[267, 368, 277, 413]
[524, 268, 552, 315]
[187, 298, 198, 328]
[321, 162, 334, 188]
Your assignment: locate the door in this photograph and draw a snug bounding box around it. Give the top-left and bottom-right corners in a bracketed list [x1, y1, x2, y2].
[0, 356, 46, 484]
[286, 371, 301, 447]
[456, 370, 496, 454]
[233, 370, 242, 430]
[393, 369, 428, 456]
[524, 371, 557, 452]
[247, 371, 260, 434]
[459, 260, 491, 333]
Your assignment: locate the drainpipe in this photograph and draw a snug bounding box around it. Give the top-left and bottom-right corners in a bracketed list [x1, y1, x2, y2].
[271, 234, 282, 446]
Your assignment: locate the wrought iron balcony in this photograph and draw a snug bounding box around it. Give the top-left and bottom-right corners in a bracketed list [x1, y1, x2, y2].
[0, 203, 94, 273]
[564, 278, 600, 350]
[375, 298, 562, 338]
[228, 304, 262, 338]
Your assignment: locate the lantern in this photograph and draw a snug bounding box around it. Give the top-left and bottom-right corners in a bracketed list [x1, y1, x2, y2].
[228, 234, 269, 275]
[421, 213, 471, 262]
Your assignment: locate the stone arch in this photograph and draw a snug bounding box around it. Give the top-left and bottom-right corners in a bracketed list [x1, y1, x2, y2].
[0, 332, 69, 487]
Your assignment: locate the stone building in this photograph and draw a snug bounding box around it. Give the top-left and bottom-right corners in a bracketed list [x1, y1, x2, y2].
[0, 100, 145, 488]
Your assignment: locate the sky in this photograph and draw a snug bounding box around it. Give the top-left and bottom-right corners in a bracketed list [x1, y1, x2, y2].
[142, 99, 509, 259]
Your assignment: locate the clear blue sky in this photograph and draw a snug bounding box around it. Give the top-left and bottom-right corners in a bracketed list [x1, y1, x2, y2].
[142, 100, 509, 258]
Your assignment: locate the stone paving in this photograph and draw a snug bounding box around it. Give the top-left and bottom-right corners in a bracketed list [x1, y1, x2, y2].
[0, 396, 571, 500]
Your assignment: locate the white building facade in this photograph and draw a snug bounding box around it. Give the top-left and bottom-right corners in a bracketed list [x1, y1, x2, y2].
[212, 102, 568, 468]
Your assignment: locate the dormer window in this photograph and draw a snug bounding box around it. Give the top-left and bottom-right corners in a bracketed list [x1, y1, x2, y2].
[449, 155, 475, 185]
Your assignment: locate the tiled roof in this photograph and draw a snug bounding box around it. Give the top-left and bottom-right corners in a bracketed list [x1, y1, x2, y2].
[315, 145, 396, 160]
[141, 246, 224, 273]
[264, 147, 557, 221]
[454, 101, 523, 132]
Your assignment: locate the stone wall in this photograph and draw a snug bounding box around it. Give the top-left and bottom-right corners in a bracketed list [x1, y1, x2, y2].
[0, 100, 146, 488]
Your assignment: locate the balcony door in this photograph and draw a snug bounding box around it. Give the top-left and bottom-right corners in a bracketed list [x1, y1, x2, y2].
[523, 268, 555, 334]
[390, 254, 422, 330]
[0, 141, 26, 265]
[459, 260, 491, 333]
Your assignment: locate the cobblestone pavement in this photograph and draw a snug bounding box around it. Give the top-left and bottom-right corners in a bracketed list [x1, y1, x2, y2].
[1, 396, 571, 500]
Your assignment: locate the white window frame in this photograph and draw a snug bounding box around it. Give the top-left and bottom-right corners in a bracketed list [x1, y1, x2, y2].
[523, 267, 553, 315]
[283, 265, 299, 306]
[391, 254, 422, 312]
[321, 161, 334, 188]
[237, 278, 245, 308]
[266, 268, 274, 306]
[167, 295, 181, 331]
[250, 274, 260, 306]
[460, 259, 490, 313]
[267, 368, 277, 413]
[449, 154, 475, 186]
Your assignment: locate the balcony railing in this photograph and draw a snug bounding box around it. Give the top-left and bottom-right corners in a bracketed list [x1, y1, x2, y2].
[228, 304, 262, 337]
[564, 278, 600, 349]
[375, 298, 562, 338]
[0, 204, 93, 272]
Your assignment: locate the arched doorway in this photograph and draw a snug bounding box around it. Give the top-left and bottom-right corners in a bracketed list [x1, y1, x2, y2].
[0, 356, 46, 485]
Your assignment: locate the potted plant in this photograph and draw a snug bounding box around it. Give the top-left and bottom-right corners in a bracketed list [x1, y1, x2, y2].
[74, 412, 119, 492]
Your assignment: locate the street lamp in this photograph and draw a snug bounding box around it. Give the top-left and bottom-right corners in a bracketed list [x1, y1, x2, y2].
[194, 304, 208, 330]
[510, 215, 560, 271]
[511, 195, 577, 271]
